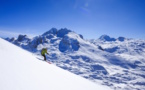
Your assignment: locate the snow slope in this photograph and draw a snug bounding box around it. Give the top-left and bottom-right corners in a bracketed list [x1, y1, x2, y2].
[0, 38, 112, 90]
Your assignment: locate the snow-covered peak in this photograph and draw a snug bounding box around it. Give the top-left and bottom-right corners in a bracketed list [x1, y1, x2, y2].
[57, 28, 72, 37]
[17, 34, 30, 42]
[99, 35, 116, 41]
[117, 37, 126, 41]
[42, 28, 73, 38]
[42, 28, 58, 36]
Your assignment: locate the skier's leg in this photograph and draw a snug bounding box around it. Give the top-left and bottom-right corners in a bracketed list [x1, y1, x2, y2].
[44, 55, 46, 61]
[42, 55, 46, 61]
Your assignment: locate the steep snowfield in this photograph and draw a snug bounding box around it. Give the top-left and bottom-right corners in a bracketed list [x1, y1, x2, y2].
[0, 38, 112, 90]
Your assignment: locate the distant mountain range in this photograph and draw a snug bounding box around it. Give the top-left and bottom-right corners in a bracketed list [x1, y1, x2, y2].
[5, 28, 145, 90]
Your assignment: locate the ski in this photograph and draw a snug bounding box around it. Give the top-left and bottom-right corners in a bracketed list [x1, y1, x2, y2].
[36, 57, 51, 64]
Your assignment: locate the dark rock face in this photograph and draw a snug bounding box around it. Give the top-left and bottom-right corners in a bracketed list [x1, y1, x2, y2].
[59, 35, 80, 52]
[42, 28, 58, 36]
[118, 37, 125, 42]
[57, 28, 71, 37]
[99, 35, 116, 41]
[105, 46, 119, 53]
[17, 35, 30, 42]
[91, 65, 108, 75]
[79, 34, 83, 39]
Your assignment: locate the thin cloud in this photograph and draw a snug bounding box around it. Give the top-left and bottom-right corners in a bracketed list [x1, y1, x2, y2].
[74, 0, 91, 15]
[0, 30, 20, 38]
[0, 30, 36, 38]
[74, 0, 90, 9]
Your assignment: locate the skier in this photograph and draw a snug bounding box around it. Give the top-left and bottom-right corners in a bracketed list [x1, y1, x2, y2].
[41, 48, 49, 61]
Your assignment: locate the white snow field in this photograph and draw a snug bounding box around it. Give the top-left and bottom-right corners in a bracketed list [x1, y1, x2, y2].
[0, 38, 112, 90]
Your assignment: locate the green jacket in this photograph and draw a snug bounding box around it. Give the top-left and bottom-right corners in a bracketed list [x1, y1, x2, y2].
[41, 48, 48, 55]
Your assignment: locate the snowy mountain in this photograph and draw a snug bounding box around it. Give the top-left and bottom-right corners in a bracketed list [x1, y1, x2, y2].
[0, 38, 112, 90]
[90, 35, 145, 63]
[5, 28, 145, 90]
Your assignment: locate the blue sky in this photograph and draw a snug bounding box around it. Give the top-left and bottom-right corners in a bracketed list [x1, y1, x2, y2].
[0, 0, 145, 39]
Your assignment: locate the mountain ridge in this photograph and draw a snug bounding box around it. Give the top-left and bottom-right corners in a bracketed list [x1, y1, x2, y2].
[5, 28, 145, 90]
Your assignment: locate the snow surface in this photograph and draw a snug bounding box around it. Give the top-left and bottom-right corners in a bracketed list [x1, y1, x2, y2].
[0, 38, 112, 90]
